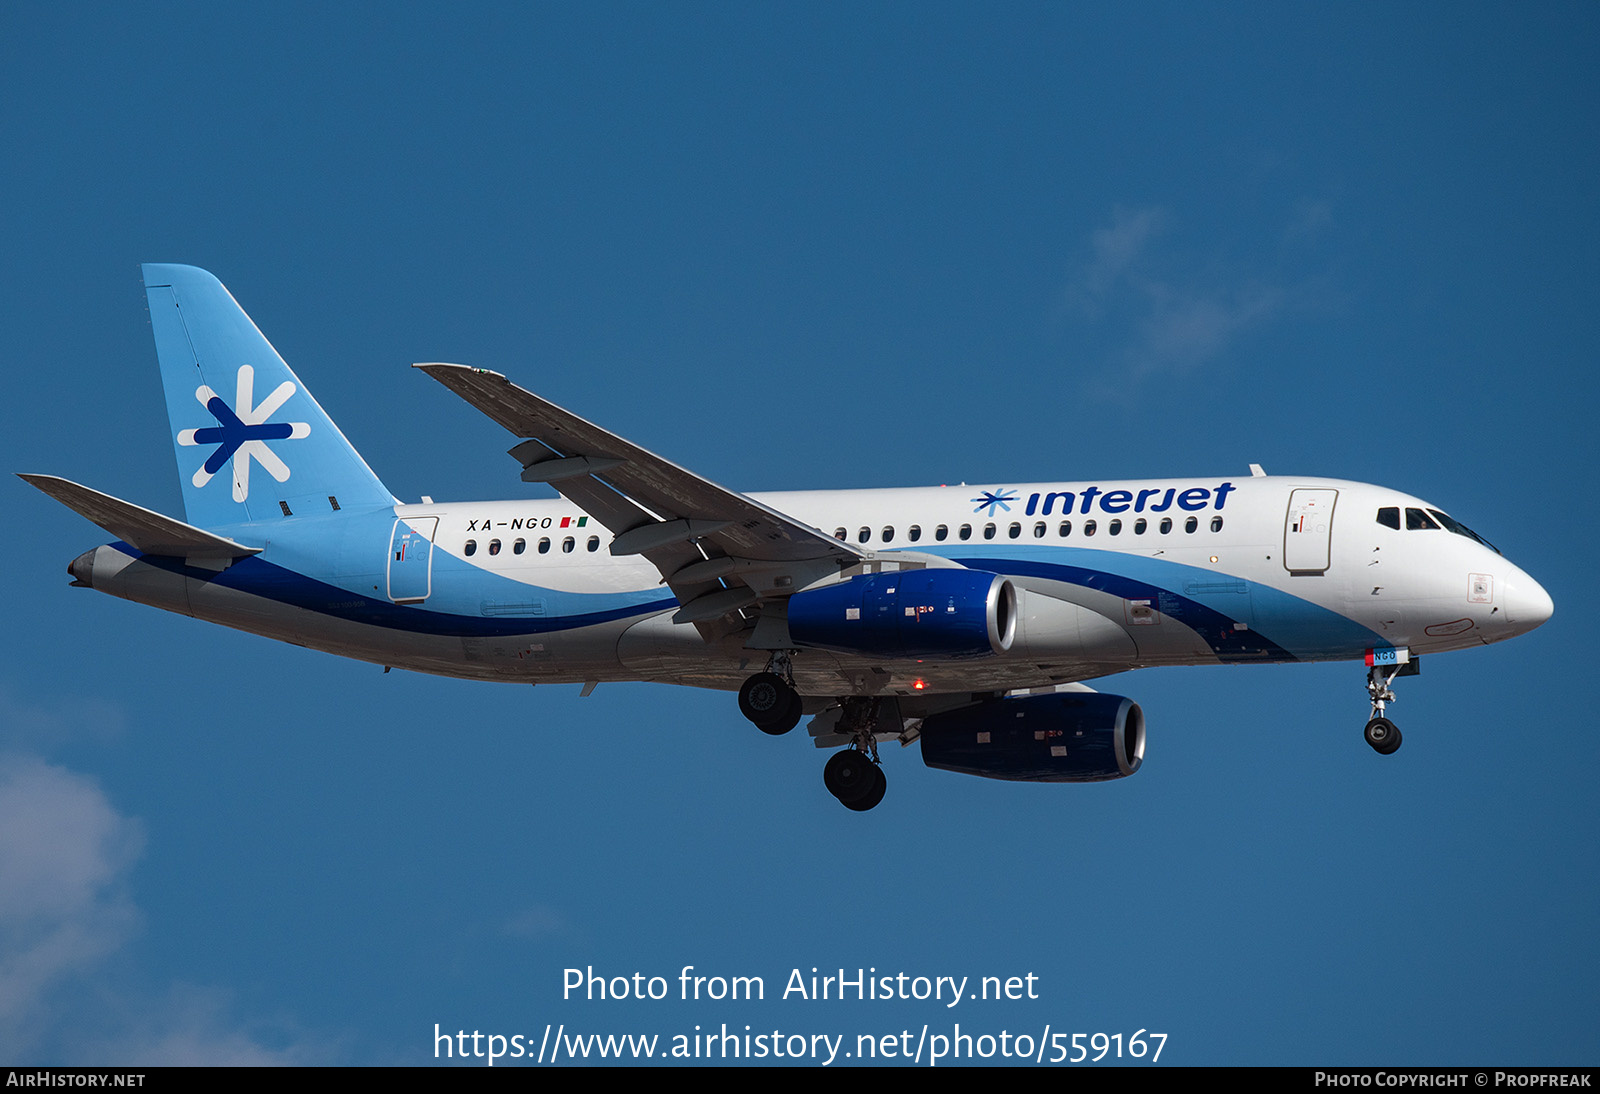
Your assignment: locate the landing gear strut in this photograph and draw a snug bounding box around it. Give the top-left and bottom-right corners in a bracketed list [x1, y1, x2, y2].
[1363, 662, 1404, 755]
[823, 697, 887, 811]
[737, 651, 802, 735]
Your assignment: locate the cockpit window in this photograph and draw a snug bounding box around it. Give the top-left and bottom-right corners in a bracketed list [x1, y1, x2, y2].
[1427, 508, 1501, 555]
[1377, 504, 1499, 554]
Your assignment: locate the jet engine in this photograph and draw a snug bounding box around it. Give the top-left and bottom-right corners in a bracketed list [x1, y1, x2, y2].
[918, 691, 1145, 782]
[787, 569, 1015, 658]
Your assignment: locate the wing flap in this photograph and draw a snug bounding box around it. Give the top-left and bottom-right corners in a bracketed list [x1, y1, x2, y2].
[20, 474, 262, 559]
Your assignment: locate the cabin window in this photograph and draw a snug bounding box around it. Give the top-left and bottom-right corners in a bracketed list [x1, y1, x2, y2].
[1108, 518, 1122, 536]
[1134, 518, 1147, 534]
[882, 526, 895, 542]
[959, 524, 973, 541]
[1376, 507, 1400, 530]
[1033, 521, 1046, 538]
[562, 536, 576, 553]
[488, 538, 502, 556]
[935, 525, 948, 541]
[983, 523, 996, 540]
[587, 536, 600, 552]
[858, 527, 871, 543]
[1008, 522, 1022, 539]
[538, 537, 551, 554]
[1185, 516, 1198, 533]
[1159, 517, 1172, 534]
[1083, 520, 1097, 536]
[908, 525, 922, 542]
[513, 538, 526, 554]
[834, 527, 846, 540]
[1058, 520, 1071, 537]
[1210, 516, 1224, 532]
[464, 539, 477, 556]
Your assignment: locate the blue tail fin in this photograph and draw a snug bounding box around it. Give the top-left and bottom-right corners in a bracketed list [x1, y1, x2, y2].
[142, 264, 395, 527]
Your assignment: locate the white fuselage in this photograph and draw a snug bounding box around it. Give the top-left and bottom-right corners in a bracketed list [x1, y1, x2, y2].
[73, 474, 1550, 705]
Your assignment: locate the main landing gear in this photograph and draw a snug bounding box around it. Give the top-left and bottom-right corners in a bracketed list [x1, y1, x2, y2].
[1363, 662, 1406, 755]
[737, 652, 802, 736]
[824, 747, 886, 811]
[822, 697, 887, 811]
[737, 657, 888, 811]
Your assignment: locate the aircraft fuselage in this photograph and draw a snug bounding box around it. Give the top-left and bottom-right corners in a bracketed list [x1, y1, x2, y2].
[67, 474, 1547, 700]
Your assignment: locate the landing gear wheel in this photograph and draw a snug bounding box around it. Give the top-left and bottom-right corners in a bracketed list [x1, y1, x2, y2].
[739, 672, 799, 734]
[824, 750, 882, 806]
[841, 765, 887, 811]
[1364, 716, 1403, 755]
[759, 688, 803, 736]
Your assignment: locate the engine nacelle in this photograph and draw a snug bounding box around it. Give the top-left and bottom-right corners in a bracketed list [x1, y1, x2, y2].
[787, 569, 1015, 659]
[918, 692, 1145, 782]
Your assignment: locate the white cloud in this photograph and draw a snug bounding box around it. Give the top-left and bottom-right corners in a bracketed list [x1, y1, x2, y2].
[1132, 281, 1286, 378]
[0, 754, 141, 1036]
[0, 750, 332, 1063]
[1063, 206, 1297, 383]
[1067, 205, 1167, 315]
[92, 984, 330, 1065]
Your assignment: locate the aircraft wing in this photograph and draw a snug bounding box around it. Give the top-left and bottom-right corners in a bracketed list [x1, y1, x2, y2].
[414, 363, 864, 635]
[19, 474, 262, 559]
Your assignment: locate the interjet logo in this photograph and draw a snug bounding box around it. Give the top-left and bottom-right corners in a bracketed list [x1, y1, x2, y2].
[177, 364, 310, 502]
[970, 489, 1018, 517]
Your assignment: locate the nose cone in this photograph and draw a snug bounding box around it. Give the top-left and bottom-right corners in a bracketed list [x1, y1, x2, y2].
[1504, 568, 1554, 633]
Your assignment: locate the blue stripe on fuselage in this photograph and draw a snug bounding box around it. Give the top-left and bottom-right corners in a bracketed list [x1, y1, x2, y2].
[954, 548, 1384, 662]
[117, 544, 676, 638]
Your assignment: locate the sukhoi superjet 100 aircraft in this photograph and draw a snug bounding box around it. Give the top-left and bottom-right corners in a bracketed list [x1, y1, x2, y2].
[23, 265, 1554, 810]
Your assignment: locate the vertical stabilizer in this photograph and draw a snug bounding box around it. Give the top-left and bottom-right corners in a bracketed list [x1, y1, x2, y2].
[142, 264, 395, 527]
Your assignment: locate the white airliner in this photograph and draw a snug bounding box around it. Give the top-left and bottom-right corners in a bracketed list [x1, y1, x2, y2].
[22, 265, 1553, 810]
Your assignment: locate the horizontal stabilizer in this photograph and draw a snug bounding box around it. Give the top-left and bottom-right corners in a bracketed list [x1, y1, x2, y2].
[19, 474, 262, 559]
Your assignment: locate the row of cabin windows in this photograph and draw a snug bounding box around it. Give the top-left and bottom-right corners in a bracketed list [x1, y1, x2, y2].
[832, 516, 1223, 544]
[463, 535, 602, 557]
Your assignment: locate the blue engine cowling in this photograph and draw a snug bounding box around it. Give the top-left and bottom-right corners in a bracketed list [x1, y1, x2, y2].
[787, 569, 1016, 658]
[918, 692, 1145, 782]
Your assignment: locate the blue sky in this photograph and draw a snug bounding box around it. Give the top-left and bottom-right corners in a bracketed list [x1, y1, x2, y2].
[2, 2, 1596, 1065]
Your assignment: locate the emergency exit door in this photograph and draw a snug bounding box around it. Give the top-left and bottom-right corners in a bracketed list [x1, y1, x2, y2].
[388, 517, 439, 603]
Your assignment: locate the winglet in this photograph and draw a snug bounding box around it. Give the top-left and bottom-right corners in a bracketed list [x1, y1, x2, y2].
[19, 474, 262, 559]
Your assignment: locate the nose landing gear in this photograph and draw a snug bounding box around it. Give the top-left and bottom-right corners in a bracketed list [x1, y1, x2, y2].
[1362, 657, 1416, 755]
[1363, 713, 1402, 755]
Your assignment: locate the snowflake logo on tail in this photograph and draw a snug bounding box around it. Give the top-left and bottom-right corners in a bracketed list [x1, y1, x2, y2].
[971, 489, 1018, 517]
[176, 364, 310, 502]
